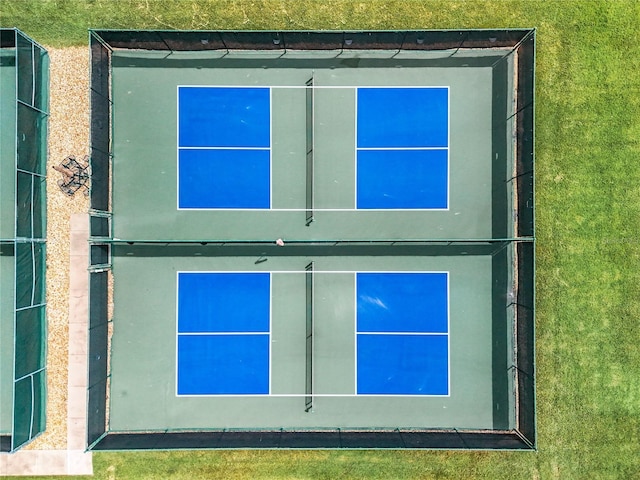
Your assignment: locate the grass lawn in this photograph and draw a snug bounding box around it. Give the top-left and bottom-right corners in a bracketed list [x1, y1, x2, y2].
[3, 0, 640, 478]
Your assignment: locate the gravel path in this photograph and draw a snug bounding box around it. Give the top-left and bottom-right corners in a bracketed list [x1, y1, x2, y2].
[26, 46, 90, 450]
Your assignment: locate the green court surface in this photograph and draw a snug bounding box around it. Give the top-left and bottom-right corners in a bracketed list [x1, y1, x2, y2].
[0, 47, 16, 435]
[109, 251, 512, 432]
[110, 52, 502, 242]
[0, 49, 16, 241]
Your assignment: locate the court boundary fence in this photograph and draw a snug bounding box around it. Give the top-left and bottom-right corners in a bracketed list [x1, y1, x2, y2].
[87, 29, 535, 451]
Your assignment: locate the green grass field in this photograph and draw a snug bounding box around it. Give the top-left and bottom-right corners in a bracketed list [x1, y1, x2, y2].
[3, 0, 640, 478]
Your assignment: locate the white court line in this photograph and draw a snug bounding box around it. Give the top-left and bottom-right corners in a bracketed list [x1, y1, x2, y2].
[178, 331, 270, 335]
[357, 146, 448, 151]
[175, 207, 449, 211]
[177, 85, 451, 89]
[447, 271, 451, 396]
[178, 146, 270, 150]
[353, 88, 358, 210]
[176, 270, 449, 274]
[176, 86, 180, 211]
[353, 272, 357, 394]
[447, 84, 451, 211]
[269, 87, 273, 210]
[176, 393, 451, 398]
[175, 270, 180, 396]
[357, 331, 449, 336]
[269, 272, 272, 394]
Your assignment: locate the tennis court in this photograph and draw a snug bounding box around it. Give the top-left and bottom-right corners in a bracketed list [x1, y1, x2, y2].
[88, 30, 535, 450]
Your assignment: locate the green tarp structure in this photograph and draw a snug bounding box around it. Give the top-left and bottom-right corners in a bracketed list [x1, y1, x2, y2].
[0, 28, 48, 453]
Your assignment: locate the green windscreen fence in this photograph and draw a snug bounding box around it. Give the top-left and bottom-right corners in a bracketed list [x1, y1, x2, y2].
[0, 29, 48, 452]
[87, 29, 535, 450]
[87, 32, 112, 447]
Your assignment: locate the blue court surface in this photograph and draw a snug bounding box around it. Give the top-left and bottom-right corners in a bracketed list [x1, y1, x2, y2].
[356, 272, 449, 395]
[356, 272, 448, 333]
[177, 272, 271, 395]
[356, 149, 448, 209]
[177, 335, 270, 395]
[178, 272, 270, 332]
[357, 87, 449, 210]
[357, 334, 448, 395]
[178, 149, 270, 209]
[178, 87, 271, 209]
[357, 88, 448, 148]
[178, 87, 270, 148]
